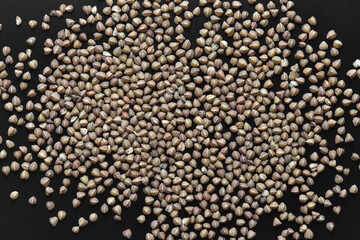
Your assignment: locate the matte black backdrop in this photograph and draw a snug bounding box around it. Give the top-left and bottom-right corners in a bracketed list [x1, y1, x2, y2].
[0, 0, 359, 239]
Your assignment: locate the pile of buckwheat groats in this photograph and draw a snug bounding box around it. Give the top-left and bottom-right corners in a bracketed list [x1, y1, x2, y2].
[1, 0, 360, 239]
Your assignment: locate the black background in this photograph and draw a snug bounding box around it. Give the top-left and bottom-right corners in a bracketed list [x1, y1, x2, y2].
[0, 0, 358, 239]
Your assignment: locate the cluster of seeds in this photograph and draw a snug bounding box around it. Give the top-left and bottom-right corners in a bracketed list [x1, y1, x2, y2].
[347, 59, 360, 80]
[1, 0, 360, 239]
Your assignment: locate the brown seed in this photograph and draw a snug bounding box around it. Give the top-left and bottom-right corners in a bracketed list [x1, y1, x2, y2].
[26, 37, 36, 47]
[89, 213, 98, 222]
[122, 229, 132, 239]
[72, 226, 80, 234]
[28, 196, 37, 205]
[308, 30, 318, 40]
[308, 16, 317, 26]
[273, 217, 282, 227]
[28, 60, 38, 70]
[352, 153, 360, 161]
[16, 16, 22, 26]
[326, 30, 337, 40]
[347, 69, 357, 79]
[304, 229, 313, 239]
[137, 215, 146, 224]
[46, 201, 55, 211]
[29, 20, 38, 29]
[7, 126, 17, 137]
[78, 217, 88, 227]
[333, 40, 343, 49]
[65, 5, 74, 12]
[2, 166, 10, 175]
[58, 210, 67, 220]
[42, 22, 50, 31]
[333, 206, 341, 215]
[326, 222, 335, 232]
[49, 217, 58, 227]
[349, 185, 358, 194]
[2, 46, 11, 56]
[10, 191, 19, 200]
[101, 204, 109, 214]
